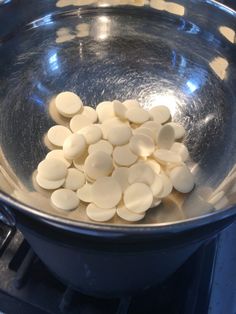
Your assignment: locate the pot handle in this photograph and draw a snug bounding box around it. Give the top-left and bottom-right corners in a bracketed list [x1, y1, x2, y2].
[0, 203, 15, 226]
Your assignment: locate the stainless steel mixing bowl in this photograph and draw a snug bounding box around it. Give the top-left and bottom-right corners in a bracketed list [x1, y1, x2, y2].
[0, 0, 236, 297]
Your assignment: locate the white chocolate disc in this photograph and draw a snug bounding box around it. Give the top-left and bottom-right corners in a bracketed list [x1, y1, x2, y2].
[81, 106, 97, 123]
[169, 165, 195, 193]
[96, 101, 115, 123]
[86, 203, 116, 222]
[100, 117, 128, 139]
[36, 174, 65, 190]
[84, 151, 113, 180]
[126, 107, 150, 124]
[166, 122, 186, 139]
[123, 99, 140, 110]
[88, 140, 113, 156]
[158, 174, 173, 198]
[44, 134, 61, 151]
[47, 125, 72, 147]
[51, 189, 79, 211]
[92, 177, 122, 209]
[77, 183, 93, 203]
[133, 127, 155, 140]
[73, 151, 88, 171]
[150, 174, 164, 197]
[70, 114, 92, 132]
[142, 121, 161, 132]
[129, 134, 155, 157]
[37, 158, 67, 181]
[142, 121, 162, 142]
[55, 91, 83, 117]
[63, 168, 85, 191]
[63, 133, 87, 159]
[149, 106, 171, 124]
[117, 203, 145, 222]
[153, 149, 182, 165]
[34, 94, 195, 224]
[113, 145, 138, 166]
[145, 159, 161, 175]
[156, 125, 175, 149]
[171, 142, 189, 162]
[112, 167, 130, 192]
[113, 100, 127, 120]
[151, 198, 162, 208]
[77, 125, 102, 144]
[128, 162, 155, 186]
[85, 174, 96, 183]
[107, 125, 132, 146]
[123, 183, 153, 213]
[46, 150, 72, 168]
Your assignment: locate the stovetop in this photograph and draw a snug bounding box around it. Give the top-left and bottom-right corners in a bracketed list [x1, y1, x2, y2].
[0, 221, 236, 314]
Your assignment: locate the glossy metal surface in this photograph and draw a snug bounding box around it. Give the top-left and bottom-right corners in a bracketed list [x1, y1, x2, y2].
[0, 0, 236, 231]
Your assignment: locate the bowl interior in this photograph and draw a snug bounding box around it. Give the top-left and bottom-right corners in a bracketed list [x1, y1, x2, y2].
[0, 1, 236, 225]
